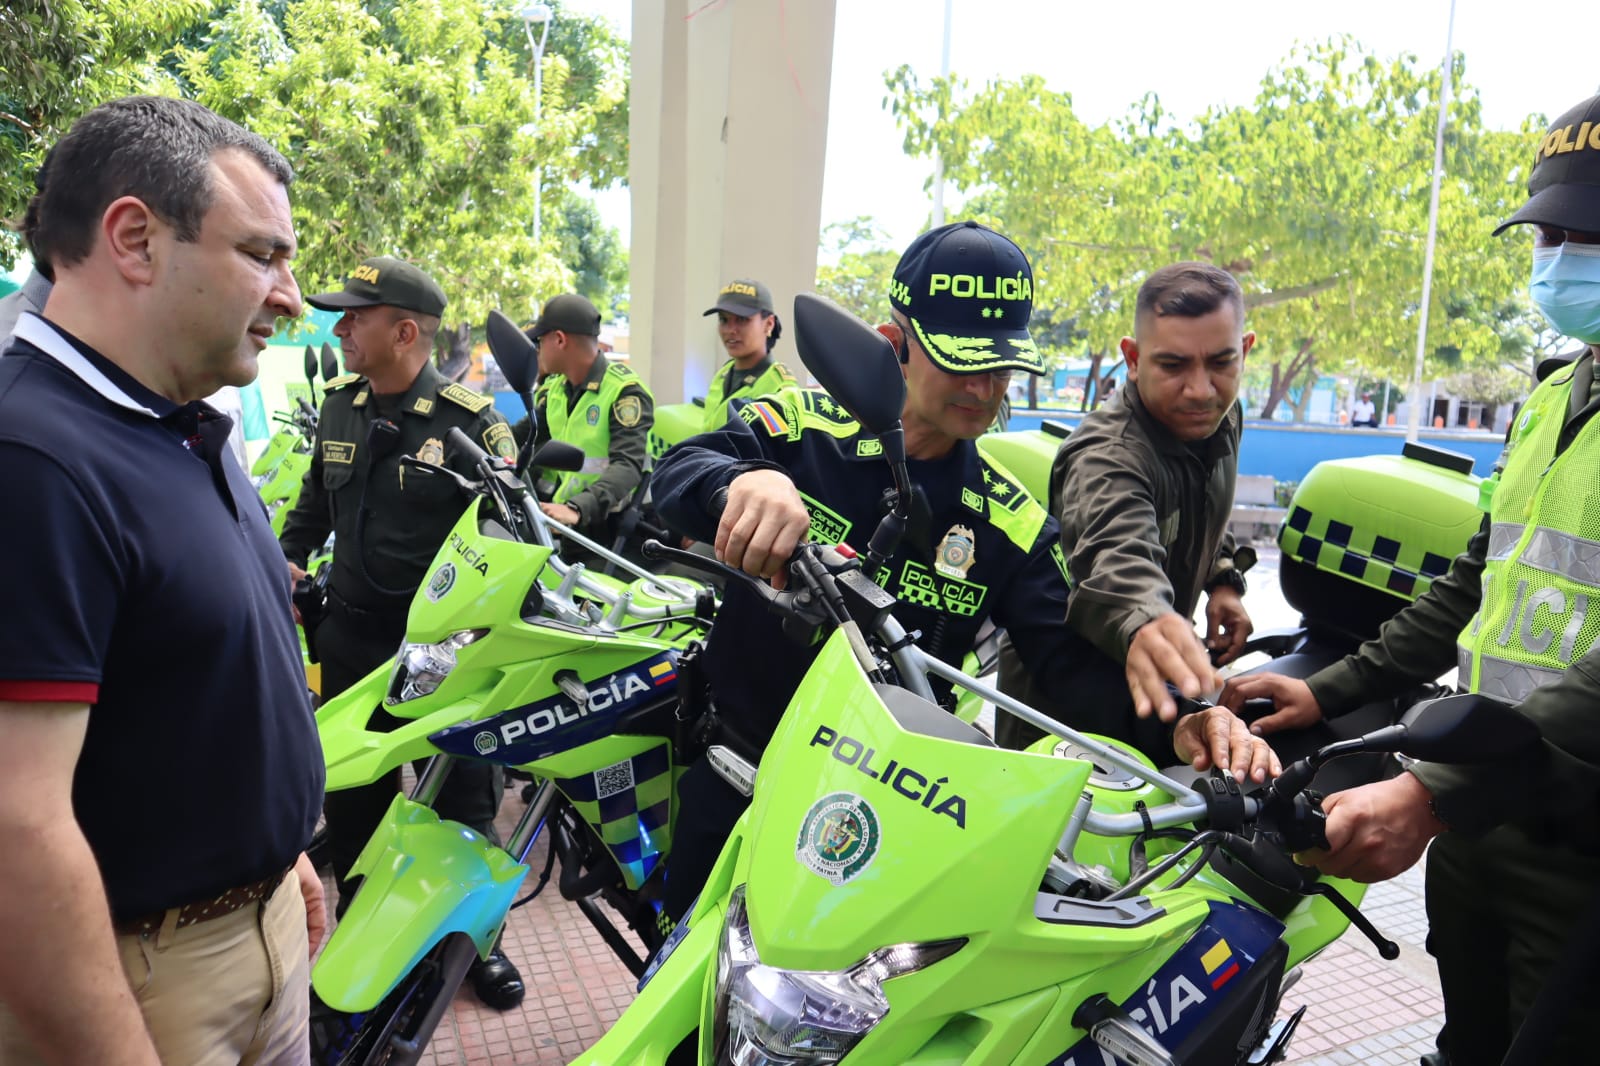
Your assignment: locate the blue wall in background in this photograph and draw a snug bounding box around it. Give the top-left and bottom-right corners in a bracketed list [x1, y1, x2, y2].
[1006, 410, 1503, 480]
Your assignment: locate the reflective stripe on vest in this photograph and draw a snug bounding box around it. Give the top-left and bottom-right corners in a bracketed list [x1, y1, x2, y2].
[1457, 367, 1595, 702]
[1456, 644, 1567, 702]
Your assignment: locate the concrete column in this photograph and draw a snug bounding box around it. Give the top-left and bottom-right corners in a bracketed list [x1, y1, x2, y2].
[629, 0, 837, 403]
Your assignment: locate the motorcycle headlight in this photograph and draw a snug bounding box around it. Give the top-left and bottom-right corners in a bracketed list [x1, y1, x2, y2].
[711, 886, 963, 1065]
[385, 629, 487, 704]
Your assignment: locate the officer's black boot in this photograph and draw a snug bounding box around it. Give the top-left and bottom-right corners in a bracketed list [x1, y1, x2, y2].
[468, 942, 525, 1010]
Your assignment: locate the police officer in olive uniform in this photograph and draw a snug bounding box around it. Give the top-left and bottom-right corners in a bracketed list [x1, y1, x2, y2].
[700, 278, 798, 431]
[525, 293, 654, 538]
[1223, 93, 1600, 1066]
[277, 256, 526, 1010]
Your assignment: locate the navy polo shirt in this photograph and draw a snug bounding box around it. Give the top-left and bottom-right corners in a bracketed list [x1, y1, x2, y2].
[0, 314, 323, 920]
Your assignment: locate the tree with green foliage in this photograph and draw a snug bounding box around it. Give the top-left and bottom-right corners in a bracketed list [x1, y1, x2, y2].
[814, 216, 899, 325]
[1, 0, 210, 265]
[551, 189, 628, 319]
[888, 40, 1537, 421]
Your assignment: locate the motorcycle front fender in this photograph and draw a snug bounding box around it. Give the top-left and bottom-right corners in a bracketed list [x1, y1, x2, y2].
[569, 902, 722, 1065]
[310, 794, 528, 1012]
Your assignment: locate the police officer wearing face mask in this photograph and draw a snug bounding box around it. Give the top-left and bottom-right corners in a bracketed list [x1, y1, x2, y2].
[1221, 93, 1600, 1066]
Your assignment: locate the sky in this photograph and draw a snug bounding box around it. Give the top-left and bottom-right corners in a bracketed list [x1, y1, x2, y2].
[563, 0, 1599, 255]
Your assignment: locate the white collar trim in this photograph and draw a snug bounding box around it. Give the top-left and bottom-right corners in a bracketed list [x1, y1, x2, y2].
[11, 313, 161, 418]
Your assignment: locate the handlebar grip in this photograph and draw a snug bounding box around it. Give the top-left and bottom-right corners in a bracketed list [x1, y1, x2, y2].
[447, 426, 489, 465]
[708, 486, 729, 520]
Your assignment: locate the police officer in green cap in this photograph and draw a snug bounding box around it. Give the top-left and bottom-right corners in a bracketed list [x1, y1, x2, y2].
[278, 255, 526, 1009]
[1224, 92, 1600, 1065]
[700, 277, 797, 431]
[526, 292, 654, 538]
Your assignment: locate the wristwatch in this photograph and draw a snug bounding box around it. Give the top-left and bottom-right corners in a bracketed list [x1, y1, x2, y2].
[1205, 545, 1255, 597]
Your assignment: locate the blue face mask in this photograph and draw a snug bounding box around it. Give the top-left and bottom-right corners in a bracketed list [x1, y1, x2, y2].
[1531, 243, 1600, 344]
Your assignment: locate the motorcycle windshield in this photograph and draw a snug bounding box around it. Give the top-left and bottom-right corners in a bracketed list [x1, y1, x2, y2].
[741, 631, 1093, 972]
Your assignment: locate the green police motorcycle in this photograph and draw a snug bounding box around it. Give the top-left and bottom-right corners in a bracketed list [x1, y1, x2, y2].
[308, 313, 717, 1066]
[255, 342, 342, 535]
[574, 294, 1536, 1066]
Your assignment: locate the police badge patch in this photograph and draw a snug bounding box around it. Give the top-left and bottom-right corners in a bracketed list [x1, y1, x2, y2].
[615, 394, 643, 428]
[484, 423, 517, 460]
[935, 525, 977, 578]
[416, 437, 445, 466]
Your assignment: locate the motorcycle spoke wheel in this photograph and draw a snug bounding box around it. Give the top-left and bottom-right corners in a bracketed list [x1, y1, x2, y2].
[310, 964, 432, 1066]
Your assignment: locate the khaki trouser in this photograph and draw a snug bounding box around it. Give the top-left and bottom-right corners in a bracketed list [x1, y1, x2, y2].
[0, 871, 310, 1066]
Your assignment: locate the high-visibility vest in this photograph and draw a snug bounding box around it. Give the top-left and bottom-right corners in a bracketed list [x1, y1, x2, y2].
[538, 360, 649, 504]
[703, 358, 796, 431]
[1458, 365, 1600, 701]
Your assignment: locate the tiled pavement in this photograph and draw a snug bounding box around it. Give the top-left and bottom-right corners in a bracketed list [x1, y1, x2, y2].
[323, 544, 1444, 1064]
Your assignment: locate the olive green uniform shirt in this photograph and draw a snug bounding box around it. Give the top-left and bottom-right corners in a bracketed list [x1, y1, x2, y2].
[1053, 384, 1242, 662]
[530, 355, 653, 528]
[1309, 351, 1600, 847]
[279, 361, 514, 610]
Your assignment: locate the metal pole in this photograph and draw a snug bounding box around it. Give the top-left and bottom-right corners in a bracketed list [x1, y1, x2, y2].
[930, 0, 953, 228]
[1380, 379, 1391, 427]
[523, 13, 552, 247]
[1407, 0, 1456, 443]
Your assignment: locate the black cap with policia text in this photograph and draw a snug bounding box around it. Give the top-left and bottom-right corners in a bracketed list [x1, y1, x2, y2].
[888, 220, 1043, 375]
[1495, 93, 1600, 235]
[305, 256, 448, 317]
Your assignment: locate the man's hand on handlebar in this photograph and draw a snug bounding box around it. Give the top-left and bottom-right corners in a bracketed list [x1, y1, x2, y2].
[1219, 673, 1325, 735]
[540, 501, 580, 527]
[1127, 612, 1221, 721]
[1295, 772, 1445, 882]
[1172, 706, 1281, 784]
[715, 470, 811, 590]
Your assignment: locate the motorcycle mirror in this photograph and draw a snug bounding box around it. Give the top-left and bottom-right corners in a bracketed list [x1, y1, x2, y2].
[531, 440, 586, 473]
[320, 342, 340, 383]
[1364, 692, 1540, 764]
[487, 310, 538, 396]
[792, 293, 905, 437]
[302, 345, 317, 389]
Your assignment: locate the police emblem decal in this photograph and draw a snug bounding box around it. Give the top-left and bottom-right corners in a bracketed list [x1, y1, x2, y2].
[425, 562, 457, 602]
[935, 524, 978, 578]
[796, 792, 880, 886]
[416, 437, 445, 466]
[586, 405, 601, 426]
[484, 422, 518, 459]
[474, 731, 499, 755]
[615, 395, 643, 428]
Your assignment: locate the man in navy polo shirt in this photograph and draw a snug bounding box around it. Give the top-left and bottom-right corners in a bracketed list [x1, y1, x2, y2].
[0, 97, 323, 1065]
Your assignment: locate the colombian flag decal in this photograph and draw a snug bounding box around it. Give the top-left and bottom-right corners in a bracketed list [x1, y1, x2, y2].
[749, 401, 789, 436]
[1201, 937, 1240, 990]
[649, 661, 677, 686]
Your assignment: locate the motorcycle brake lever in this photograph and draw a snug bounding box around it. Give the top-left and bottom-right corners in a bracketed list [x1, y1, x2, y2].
[1304, 880, 1400, 960]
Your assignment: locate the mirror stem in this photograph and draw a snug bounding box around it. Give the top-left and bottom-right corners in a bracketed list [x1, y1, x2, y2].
[515, 391, 538, 478]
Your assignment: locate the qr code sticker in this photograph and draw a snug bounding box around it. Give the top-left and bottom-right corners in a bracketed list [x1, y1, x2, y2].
[595, 759, 635, 800]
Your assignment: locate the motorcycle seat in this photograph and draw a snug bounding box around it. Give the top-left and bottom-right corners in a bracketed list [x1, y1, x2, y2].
[874, 684, 996, 748]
